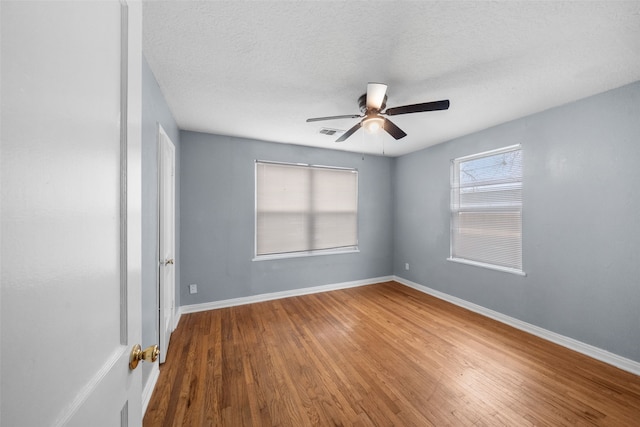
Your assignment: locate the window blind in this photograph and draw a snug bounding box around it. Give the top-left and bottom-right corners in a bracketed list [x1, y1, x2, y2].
[450, 145, 523, 272]
[256, 161, 358, 257]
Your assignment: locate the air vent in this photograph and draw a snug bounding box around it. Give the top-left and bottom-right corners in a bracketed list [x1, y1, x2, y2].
[319, 128, 343, 136]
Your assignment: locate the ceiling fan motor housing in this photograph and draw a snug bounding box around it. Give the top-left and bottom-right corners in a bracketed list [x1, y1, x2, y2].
[358, 93, 387, 114]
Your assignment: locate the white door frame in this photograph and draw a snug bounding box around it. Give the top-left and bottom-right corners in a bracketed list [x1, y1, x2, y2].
[158, 123, 176, 364]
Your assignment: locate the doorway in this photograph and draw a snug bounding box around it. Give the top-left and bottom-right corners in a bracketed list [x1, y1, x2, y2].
[158, 123, 176, 364]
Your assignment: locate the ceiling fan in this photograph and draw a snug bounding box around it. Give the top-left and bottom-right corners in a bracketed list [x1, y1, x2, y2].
[306, 82, 450, 142]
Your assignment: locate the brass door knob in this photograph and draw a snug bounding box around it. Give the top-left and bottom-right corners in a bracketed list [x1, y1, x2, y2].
[129, 344, 160, 370]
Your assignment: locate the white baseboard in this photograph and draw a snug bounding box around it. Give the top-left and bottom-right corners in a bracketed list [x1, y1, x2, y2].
[178, 276, 393, 315]
[142, 363, 160, 416]
[394, 275, 640, 377]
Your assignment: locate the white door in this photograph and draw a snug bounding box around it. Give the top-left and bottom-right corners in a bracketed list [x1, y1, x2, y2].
[1, 2, 147, 426]
[158, 124, 176, 364]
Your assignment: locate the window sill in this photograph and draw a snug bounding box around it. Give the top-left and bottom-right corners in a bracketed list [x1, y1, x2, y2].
[253, 247, 359, 262]
[447, 257, 526, 276]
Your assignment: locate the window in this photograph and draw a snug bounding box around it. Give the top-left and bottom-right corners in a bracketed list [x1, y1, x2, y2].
[449, 145, 524, 275]
[255, 161, 358, 259]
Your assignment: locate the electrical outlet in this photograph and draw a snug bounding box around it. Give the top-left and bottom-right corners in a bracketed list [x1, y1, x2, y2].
[405, 263, 410, 271]
[189, 284, 197, 294]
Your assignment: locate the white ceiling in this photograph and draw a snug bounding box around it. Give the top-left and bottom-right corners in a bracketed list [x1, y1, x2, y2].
[143, 1, 640, 157]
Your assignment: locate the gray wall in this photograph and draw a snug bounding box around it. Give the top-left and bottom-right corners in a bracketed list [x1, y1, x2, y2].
[179, 132, 394, 304]
[141, 55, 181, 385]
[394, 81, 640, 363]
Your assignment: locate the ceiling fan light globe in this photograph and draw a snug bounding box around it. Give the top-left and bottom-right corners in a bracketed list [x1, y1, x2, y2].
[363, 116, 384, 133]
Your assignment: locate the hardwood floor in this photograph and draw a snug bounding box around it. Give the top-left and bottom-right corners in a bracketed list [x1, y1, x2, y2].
[144, 281, 640, 426]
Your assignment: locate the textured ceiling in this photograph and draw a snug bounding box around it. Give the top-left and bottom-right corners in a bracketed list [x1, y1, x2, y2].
[143, 1, 640, 157]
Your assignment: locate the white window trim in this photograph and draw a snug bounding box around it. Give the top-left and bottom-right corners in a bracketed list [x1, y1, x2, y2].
[453, 144, 521, 163]
[254, 160, 359, 261]
[253, 247, 360, 262]
[447, 257, 526, 276]
[449, 144, 525, 276]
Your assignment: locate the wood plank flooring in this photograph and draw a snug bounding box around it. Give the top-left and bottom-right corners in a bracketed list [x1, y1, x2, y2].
[144, 281, 640, 426]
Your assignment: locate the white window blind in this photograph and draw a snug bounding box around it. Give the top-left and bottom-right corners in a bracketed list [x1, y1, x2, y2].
[255, 161, 358, 258]
[450, 145, 523, 274]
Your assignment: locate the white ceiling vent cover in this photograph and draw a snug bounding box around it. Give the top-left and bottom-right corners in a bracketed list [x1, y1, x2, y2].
[319, 128, 344, 136]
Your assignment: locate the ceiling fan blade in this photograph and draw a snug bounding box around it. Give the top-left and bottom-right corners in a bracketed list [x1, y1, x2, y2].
[306, 114, 362, 123]
[366, 82, 388, 110]
[335, 121, 362, 142]
[385, 99, 450, 116]
[383, 118, 407, 140]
